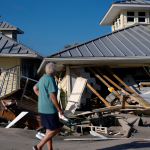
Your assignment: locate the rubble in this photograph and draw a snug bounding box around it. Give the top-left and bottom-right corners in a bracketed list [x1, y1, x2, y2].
[1, 65, 150, 141]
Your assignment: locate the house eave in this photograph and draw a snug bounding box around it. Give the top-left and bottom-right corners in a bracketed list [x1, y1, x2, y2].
[37, 56, 150, 74]
[100, 4, 150, 25]
[0, 28, 24, 34]
[0, 53, 42, 59]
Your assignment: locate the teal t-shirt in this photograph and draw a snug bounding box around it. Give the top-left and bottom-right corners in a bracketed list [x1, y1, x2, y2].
[35, 74, 58, 114]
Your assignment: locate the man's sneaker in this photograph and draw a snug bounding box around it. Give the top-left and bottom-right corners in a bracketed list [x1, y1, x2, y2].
[33, 145, 38, 150]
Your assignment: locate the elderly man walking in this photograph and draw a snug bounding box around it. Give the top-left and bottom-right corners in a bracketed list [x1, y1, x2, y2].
[33, 62, 64, 150]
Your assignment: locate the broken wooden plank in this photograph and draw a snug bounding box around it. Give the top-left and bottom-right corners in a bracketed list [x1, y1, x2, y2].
[70, 68, 111, 107]
[122, 95, 126, 109]
[1, 100, 7, 110]
[92, 105, 146, 113]
[6, 111, 28, 128]
[105, 66, 150, 107]
[94, 67, 147, 107]
[87, 67, 128, 105]
[64, 77, 87, 115]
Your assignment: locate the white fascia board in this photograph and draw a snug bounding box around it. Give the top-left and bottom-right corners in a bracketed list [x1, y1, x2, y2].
[0, 28, 17, 30]
[37, 56, 150, 74]
[44, 56, 150, 62]
[100, 4, 150, 25]
[0, 53, 38, 58]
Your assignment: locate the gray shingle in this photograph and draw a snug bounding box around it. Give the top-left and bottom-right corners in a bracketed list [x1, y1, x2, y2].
[47, 24, 150, 58]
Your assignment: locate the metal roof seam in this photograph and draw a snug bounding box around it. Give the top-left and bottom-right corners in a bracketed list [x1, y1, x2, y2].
[118, 31, 146, 56]
[84, 44, 94, 57]
[68, 50, 72, 57]
[17, 47, 21, 53]
[0, 40, 8, 53]
[134, 25, 150, 42]
[112, 33, 135, 56]
[92, 41, 104, 56]
[76, 47, 83, 57]
[106, 36, 125, 56]
[98, 38, 115, 56]
[124, 29, 148, 55]
[128, 28, 150, 53]
[139, 25, 150, 37]
[8, 44, 14, 53]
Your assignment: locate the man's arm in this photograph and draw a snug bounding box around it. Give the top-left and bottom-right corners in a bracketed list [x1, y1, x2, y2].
[49, 92, 64, 115]
[33, 86, 39, 96]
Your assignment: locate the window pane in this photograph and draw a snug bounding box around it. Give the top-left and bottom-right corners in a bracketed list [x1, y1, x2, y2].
[139, 18, 145, 22]
[127, 17, 134, 22]
[127, 12, 134, 16]
[138, 12, 146, 16]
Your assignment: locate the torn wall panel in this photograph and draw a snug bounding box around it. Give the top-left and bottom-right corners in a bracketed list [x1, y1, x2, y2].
[64, 77, 87, 116]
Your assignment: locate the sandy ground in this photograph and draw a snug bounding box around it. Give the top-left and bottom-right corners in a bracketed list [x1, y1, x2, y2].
[0, 128, 150, 150]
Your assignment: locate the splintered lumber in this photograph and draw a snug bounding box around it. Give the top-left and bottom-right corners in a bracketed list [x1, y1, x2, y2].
[94, 67, 147, 107]
[70, 68, 110, 107]
[1, 100, 7, 110]
[54, 76, 66, 93]
[87, 67, 128, 105]
[64, 77, 87, 115]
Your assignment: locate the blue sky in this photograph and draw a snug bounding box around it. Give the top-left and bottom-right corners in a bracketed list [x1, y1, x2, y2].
[1, 0, 117, 56]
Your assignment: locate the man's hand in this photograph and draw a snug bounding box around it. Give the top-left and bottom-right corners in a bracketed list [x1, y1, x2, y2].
[58, 109, 64, 116]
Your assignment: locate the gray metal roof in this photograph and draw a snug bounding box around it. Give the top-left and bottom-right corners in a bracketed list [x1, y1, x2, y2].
[47, 24, 150, 58]
[0, 21, 24, 34]
[0, 32, 44, 59]
[113, 0, 150, 4]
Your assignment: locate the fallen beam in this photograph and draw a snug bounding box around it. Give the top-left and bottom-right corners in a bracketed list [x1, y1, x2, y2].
[105, 66, 150, 107]
[87, 67, 128, 105]
[70, 68, 110, 107]
[94, 67, 147, 107]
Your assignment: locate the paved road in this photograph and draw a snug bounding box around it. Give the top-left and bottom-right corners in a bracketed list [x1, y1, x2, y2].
[0, 128, 149, 150]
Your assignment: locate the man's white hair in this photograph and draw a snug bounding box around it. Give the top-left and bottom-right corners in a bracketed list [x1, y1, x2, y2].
[45, 62, 57, 75]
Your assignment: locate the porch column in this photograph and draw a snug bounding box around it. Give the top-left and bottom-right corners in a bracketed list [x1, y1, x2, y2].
[66, 66, 71, 101]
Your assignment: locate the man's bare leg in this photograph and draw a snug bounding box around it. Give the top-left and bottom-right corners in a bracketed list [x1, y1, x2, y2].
[47, 138, 52, 150]
[37, 128, 59, 150]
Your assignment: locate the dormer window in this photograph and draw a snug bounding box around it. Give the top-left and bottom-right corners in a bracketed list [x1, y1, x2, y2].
[127, 12, 135, 22]
[138, 12, 146, 23]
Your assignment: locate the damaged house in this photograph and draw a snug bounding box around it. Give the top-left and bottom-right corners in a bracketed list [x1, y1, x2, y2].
[37, 0, 150, 117]
[1, 0, 150, 137]
[0, 21, 44, 128]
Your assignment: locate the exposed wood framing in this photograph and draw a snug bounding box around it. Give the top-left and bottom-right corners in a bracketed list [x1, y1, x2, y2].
[66, 66, 71, 101]
[87, 67, 128, 105]
[94, 67, 147, 107]
[54, 76, 66, 93]
[70, 68, 111, 107]
[105, 66, 150, 107]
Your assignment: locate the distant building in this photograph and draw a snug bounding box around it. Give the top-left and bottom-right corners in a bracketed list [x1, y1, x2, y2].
[99, 0, 150, 31]
[0, 21, 44, 96]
